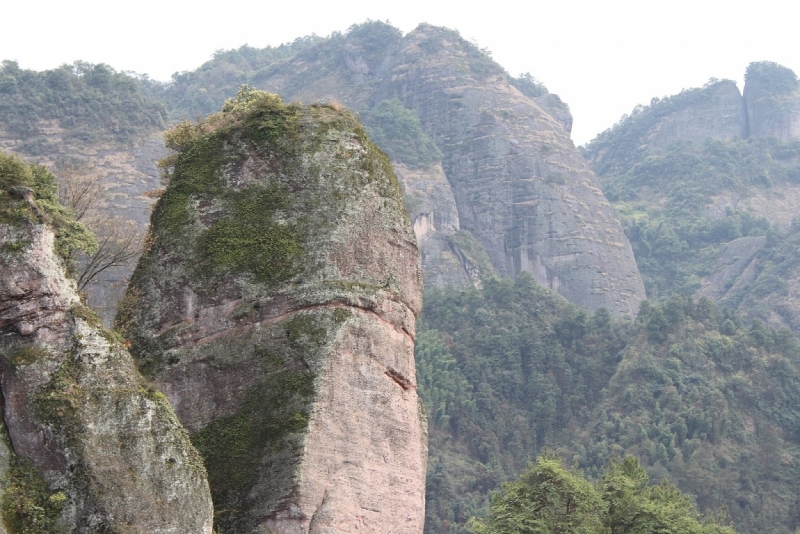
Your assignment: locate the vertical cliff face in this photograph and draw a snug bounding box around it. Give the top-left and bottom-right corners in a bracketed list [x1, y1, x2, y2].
[381, 25, 644, 316]
[0, 152, 213, 533]
[743, 61, 800, 141]
[119, 90, 426, 534]
[254, 22, 645, 316]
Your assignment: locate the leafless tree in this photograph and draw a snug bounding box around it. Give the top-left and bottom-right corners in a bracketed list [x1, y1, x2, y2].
[75, 213, 143, 291]
[55, 161, 144, 292]
[56, 160, 106, 221]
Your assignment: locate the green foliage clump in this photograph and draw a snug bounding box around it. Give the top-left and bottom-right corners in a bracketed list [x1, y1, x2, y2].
[187, 310, 345, 533]
[164, 38, 322, 121]
[469, 453, 604, 534]
[151, 85, 404, 290]
[1, 457, 66, 534]
[360, 99, 442, 169]
[0, 150, 95, 264]
[153, 88, 305, 286]
[418, 277, 800, 534]
[509, 73, 549, 99]
[0, 60, 166, 153]
[190, 368, 314, 533]
[469, 454, 734, 534]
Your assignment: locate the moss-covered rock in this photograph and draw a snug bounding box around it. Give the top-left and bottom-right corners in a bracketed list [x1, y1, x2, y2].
[121, 89, 426, 534]
[0, 151, 213, 533]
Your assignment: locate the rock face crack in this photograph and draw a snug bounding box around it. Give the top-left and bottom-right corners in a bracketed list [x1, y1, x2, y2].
[386, 367, 413, 391]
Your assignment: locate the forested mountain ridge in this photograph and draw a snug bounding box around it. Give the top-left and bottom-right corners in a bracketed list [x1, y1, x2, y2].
[5, 22, 800, 534]
[584, 62, 800, 333]
[1, 22, 645, 318]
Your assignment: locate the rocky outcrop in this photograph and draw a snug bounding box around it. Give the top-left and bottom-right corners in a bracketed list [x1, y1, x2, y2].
[645, 81, 747, 147]
[395, 162, 479, 288]
[0, 152, 213, 533]
[257, 22, 645, 316]
[0, 60, 169, 325]
[743, 61, 800, 141]
[696, 236, 766, 301]
[585, 80, 747, 177]
[119, 91, 427, 534]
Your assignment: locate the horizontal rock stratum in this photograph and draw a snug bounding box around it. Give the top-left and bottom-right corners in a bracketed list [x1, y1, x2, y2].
[0, 151, 213, 533]
[119, 89, 427, 534]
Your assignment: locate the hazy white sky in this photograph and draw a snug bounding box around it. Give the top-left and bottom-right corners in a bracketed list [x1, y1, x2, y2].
[2, 0, 799, 144]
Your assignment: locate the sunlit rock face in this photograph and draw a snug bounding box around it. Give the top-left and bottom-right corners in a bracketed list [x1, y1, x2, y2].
[119, 92, 427, 534]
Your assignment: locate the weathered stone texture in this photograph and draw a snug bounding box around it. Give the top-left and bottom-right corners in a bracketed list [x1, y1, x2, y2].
[587, 80, 748, 178]
[380, 26, 644, 315]
[0, 219, 213, 532]
[0, 127, 167, 324]
[120, 94, 426, 534]
[395, 162, 477, 288]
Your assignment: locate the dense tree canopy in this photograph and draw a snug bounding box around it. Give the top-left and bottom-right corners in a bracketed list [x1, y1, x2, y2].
[469, 454, 734, 534]
[418, 275, 800, 534]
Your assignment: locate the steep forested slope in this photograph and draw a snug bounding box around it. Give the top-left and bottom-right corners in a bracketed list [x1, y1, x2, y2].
[0, 60, 165, 153]
[418, 276, 800, 534]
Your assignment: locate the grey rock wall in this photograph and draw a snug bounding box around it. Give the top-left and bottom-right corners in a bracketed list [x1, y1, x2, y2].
[260, 23, 646, 316]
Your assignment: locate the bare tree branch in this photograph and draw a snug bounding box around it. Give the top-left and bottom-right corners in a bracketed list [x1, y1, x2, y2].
[56, 160, 106, 221]
[76, 214, 143, 291]
[55, 162, 144, 294]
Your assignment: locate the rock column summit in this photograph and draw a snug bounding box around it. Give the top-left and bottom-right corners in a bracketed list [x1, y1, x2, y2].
[0, 152, 213, 533]
[119, 90, 427, 534]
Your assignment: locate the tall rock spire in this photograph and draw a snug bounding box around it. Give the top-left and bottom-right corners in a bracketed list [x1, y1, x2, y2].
[119, 89, 427, 534]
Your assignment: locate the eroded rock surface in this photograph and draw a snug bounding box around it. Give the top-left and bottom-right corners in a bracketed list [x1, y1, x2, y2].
[119, 91, 426, 534]
[587, 80, 747, 179]
[0, 152, 213, 533]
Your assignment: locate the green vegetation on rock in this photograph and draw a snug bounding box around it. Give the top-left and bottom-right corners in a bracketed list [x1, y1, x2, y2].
[601, 137, 800, 297]
[0, 150, 95, 265]
[191, 365, 314, 533]
[360, 99, 442, 169]
[745, 61, 799, 95]
[1, 457, 66, 534]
